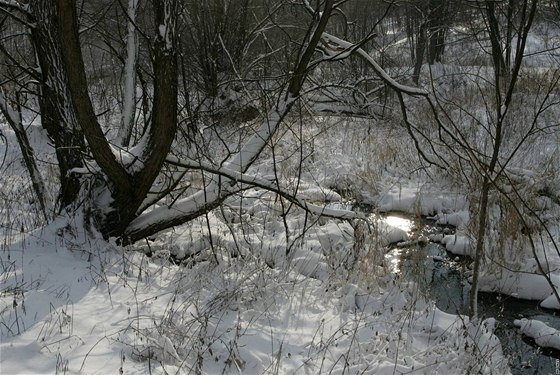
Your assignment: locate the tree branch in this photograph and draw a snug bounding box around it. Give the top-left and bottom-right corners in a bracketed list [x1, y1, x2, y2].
[124, 1, 336, 242]
[55, 0, 131, 190]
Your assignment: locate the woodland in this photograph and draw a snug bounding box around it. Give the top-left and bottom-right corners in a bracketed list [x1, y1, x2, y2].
[1, 0, 560, 374]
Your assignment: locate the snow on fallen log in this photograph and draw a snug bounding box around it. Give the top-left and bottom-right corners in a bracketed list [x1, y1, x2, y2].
[319, 33, 429, 97]
[514, 318, 560, 351]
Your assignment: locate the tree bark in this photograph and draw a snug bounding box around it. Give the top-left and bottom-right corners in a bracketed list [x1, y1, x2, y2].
[47, 0, 179, 239]
[412, 21, 427, 84]
[29, 0, 86, 209]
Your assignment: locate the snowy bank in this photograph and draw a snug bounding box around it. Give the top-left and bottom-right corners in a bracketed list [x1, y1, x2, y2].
[514, 318, 560, 351]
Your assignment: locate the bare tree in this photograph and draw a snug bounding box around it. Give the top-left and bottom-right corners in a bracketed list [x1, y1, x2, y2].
[392, 0, 555, 318]
[0, 92, 49, 219]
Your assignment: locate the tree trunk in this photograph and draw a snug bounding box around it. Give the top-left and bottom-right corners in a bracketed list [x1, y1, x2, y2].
[485, 0, 508, 79]
[30, 0, 86, 210]
[18, 0, 337, 243]
[53, 0, 179, 239]
[413, 22, 427, 84]
[124, 0, 335, 243]
[469, 178, 491, 318]
[24, 0, 180, 239]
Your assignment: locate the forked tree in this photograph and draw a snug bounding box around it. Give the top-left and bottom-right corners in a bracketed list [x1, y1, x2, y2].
[0, 0, 393, 243]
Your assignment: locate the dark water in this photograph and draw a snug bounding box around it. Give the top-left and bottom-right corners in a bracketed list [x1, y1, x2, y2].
[395, 218, 560, 375]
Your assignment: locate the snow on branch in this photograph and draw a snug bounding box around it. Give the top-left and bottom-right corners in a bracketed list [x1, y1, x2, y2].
[125, 147, 364, 242]
[225, 95, 292, 172]
[0, 0, 32, 27]
[166, 156, 365, 221]
[158, 0, 176, 52]
[0, 0, 28, 12]
[319, 32, 428, 97]
[125, 1, 338, 242]
[125, 181, 226, 242]
[124, 93, 293, 241]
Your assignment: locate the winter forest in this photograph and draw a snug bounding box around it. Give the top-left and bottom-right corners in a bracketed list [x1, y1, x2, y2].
[1, 0, 560, 373]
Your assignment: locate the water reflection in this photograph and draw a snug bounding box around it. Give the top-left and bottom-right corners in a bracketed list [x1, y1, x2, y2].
[384, 215, 413, 232]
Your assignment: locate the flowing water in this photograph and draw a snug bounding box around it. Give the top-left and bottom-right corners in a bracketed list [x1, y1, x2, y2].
[385, 214, 560, 375]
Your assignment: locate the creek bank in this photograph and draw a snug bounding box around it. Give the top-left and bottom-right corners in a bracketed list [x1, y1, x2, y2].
[381, 212, 560, 374]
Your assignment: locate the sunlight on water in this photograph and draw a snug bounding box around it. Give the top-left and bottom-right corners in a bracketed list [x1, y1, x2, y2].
[384, 215, 413, 232]
[385, 248, 402, 274]
[383, 216, 413, 274]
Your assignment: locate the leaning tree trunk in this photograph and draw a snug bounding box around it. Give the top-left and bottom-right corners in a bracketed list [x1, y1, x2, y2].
[123, 0, 335, 243]
[0, 93, 49, 219]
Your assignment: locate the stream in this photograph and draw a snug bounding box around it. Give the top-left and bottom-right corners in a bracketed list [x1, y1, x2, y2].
[384, 214, 560, 375]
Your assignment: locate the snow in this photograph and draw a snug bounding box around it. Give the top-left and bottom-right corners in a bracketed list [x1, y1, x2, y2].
[375, 184, 468, 218]
[158, 0, 175, 51]
[0, 121, 511, 373]
[442, 233, 473, 257]
[0, 214, 509, 374]
[119, 0, 139, 146]
[432, 211, 469, 227]
[541, 293, 560, 310]
[478, 269, 560, 301]
[225, 97, 290, 172]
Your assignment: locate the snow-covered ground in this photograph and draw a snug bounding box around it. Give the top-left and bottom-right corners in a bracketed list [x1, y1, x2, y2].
[0, 115, 515, 374]
[514, 319, 560, 351]
[0, 214, 509, 374]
